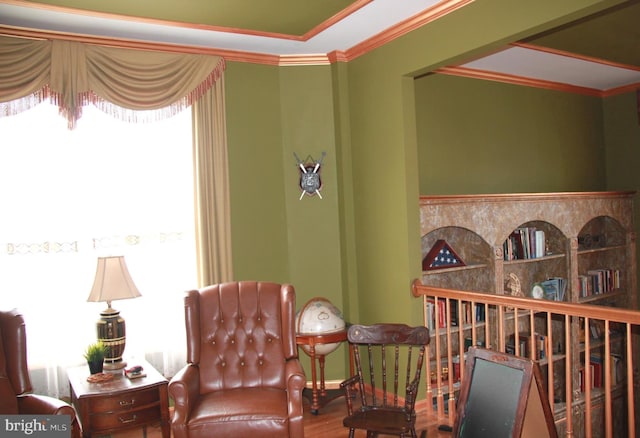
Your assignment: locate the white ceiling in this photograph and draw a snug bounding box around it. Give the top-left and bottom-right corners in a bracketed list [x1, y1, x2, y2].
[1, 0, 639, 94]
[459, 46, 640, 94]
[0, 0, 440, 54]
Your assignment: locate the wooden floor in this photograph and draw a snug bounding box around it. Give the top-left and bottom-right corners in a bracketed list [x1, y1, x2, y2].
[109, 397, 454, 438]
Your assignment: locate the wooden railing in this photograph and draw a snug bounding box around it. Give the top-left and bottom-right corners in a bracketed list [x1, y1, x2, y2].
[412, 281, 640, 438]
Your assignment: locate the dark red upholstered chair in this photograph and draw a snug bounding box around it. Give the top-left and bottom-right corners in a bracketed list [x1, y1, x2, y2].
[0, 309, 81, 438]
[168, 281, 306, 438]
[341, 323, 430, 438]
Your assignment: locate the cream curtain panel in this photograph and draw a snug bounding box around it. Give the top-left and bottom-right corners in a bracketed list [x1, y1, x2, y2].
[0, 35, 233, 285]
[193, 79, 233, 286]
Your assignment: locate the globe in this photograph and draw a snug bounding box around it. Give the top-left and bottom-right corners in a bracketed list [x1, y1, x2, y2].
[296, 297, 346, 356]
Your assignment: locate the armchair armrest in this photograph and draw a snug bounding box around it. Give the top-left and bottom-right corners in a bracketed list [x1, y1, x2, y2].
[285, 357, 306, 393]
[340, 374, 360, 388]
[285, 358, 306, 436]
[404, 376, 421, 411]
[340, 375, 360, 415]
[17, 394, 76, 416]
[168, 364, 200, 428]
[17, 395, 81, 438]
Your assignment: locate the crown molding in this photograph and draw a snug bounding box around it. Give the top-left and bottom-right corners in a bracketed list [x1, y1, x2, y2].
[0, 0, 472, 66]
[2, 0, 639, 96]
[436, 66, 605, 97]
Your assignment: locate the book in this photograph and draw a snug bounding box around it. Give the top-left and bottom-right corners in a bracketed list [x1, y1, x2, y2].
[535, 229, 546, 258]
[125, 365, 147, 380]
[125, 371, 147, 380]
[540, 277, 566, 301]
[611, 354, 624, 384]
[438, 299, 446, 328]
[425, 298, 448, 329]
[538, 334, 546, 360]
[450, 300, 458, 327]
[474, 303, 485, 322]
[579, 364, 596, 392]
[590, 353, 623, 385]
[592, 362, 602, 387]
[505, 231, 524, 260]
[425, 299, 435, 330]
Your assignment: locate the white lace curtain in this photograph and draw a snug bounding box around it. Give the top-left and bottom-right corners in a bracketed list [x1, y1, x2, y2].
[0, 34, 233, 290]
[0, 35, 233, 396]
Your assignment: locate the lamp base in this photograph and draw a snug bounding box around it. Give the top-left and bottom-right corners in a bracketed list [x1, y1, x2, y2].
[103, 360, 127, 371]
[96, 307, 128, 366]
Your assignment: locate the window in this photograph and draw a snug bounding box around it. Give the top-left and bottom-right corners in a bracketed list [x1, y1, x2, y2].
[0, 103, 196, 397]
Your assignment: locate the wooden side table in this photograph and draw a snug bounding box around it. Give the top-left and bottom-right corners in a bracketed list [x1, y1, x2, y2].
[68, 359, 170, 438]
[296, 329, 353, 415]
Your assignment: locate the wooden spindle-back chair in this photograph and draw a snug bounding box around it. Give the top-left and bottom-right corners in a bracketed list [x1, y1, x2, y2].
[340, 323, 429, 438]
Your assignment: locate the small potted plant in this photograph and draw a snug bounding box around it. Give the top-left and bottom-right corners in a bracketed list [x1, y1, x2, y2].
[83, 341, 107, 375]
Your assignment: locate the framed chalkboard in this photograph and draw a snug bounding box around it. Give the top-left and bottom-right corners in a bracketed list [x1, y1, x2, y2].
[453, 347, 557, 438]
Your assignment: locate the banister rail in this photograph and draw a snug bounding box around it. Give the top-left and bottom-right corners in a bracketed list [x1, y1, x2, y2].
[412, 280, 639, 438]
[412, 283, 640, 324]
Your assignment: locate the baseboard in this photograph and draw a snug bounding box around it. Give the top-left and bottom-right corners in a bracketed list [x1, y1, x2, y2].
[305, 379, 343, 390]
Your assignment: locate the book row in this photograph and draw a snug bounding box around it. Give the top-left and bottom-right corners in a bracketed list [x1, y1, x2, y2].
[579, 353, 624, 392]
[503, 226, 546, 261]
[506, 332, 547, 360]
[425, 299, 486, 330]
[578, 268, 621, 297]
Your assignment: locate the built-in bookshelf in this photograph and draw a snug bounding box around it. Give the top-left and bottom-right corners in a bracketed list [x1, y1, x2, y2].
[418, 191, 636, 434]
[419, 192, 636, 307]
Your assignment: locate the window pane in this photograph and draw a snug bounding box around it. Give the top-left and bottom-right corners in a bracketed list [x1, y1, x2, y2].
[0, 103, 196, 396]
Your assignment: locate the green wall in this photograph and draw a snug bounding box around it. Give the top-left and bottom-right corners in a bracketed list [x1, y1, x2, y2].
[343, 0, 626, 333]
[603, 92, 640, 191]
[226, 62, 290, 283]
[603, 92, 640, 307]
[225, 61, 351, 379]
[414, 74, 606, 195]
[222, 0, 634, 381]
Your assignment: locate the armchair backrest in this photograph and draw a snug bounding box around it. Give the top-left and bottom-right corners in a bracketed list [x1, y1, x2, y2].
[184, 281, 298, 393]
[0, 309, 32, 413]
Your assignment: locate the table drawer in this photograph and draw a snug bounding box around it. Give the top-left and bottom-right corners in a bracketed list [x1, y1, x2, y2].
[88, 387, 159, 412]
[90, 405, 161, 431]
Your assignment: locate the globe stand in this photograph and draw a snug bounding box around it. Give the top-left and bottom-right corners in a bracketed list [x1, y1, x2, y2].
[296, 329, 353, 415]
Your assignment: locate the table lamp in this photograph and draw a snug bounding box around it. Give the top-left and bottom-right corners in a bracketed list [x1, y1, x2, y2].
[87, 256, 141, 370]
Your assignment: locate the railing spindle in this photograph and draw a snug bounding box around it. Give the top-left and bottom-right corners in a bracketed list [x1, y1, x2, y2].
[626, 322, 635, 438]
[413, 284, 640, 436]
[604, 320, 612, 437]
[585, 316, 592, 438]
[545, 310, 555, 425]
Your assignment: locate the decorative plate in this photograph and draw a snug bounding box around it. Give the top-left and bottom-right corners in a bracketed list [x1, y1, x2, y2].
[531, 283, 545, 299]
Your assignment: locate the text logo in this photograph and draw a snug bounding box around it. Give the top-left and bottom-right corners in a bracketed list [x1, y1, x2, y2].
[0, 415, 70, 438]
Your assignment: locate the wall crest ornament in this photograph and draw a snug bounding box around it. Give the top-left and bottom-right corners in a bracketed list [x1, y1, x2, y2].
[294, 152, 325, 200]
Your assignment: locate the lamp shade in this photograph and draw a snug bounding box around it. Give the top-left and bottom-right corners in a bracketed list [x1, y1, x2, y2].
[87, 256, 141, 304]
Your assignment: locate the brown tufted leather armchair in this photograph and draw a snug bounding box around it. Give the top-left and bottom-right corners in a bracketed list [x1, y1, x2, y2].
[0, 309, 81, 438]
[169, 281, 306, 438]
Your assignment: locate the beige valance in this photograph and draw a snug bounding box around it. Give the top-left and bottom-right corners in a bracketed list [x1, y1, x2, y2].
[0, 33, 233, 285]
[0, 36, 225, 128]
